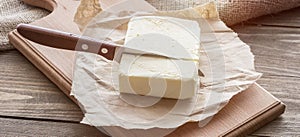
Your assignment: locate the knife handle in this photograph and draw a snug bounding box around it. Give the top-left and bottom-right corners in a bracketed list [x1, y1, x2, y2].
[17, 24, 116, 60]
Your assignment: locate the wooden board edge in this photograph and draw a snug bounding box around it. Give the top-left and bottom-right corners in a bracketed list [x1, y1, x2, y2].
[222, 83, 286, 136]
[8, 30, 77, 103]
[226, 102, 285, 136]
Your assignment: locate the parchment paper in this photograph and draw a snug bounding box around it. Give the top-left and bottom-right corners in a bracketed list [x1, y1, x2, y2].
[71, 1, 261, 130]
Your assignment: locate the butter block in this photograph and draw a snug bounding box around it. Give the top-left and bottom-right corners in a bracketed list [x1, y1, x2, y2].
[119, 54, 199, 99]
[118, 16, 200, 99]
[125, 16, 200, 60]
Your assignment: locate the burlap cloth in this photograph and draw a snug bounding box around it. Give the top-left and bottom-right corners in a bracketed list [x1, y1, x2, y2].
[0, 0, 300, 51]
[0, 0, 49, 50]
[147, 0, 300, 25]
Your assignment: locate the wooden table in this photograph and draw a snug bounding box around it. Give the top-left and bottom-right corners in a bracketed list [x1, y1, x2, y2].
[0, 7, 299, 136]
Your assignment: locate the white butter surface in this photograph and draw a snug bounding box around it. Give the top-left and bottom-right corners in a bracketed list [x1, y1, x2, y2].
[119, 16, 200, 99]
[124, 16, 200, 60]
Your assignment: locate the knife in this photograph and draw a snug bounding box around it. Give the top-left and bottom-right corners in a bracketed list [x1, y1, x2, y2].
[17, 24, 205, 76]
[16, 23, 172, 61]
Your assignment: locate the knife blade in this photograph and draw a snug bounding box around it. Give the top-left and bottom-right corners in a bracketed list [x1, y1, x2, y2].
[16, 23, 174, 61]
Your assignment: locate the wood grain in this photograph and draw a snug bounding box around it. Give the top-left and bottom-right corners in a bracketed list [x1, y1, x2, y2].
[7, 0, 286, 136]
[0, 50, 82, 122]
[247, 7, 300, 27]
[0, 117, 106, 136]
[0, 50, 283, 136]
[1, 0, 298, 136]
[231, 7, 300, 136]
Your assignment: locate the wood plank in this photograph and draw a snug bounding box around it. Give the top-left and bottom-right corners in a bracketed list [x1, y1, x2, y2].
[233, 26, 300, 78]
[0, 50, 82, 122]
[0, 117, 106, 136]
[232, 20, 300, 136]
[247, 7, 300, 27]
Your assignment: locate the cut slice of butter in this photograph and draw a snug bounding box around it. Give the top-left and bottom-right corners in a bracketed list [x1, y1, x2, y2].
[118, 16, 200, 99]
[119, 54, 199, 99]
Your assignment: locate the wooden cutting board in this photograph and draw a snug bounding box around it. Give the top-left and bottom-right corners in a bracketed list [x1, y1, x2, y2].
[8, 0, 285, 136]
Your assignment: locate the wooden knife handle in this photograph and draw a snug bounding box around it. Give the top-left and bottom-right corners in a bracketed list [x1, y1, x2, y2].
[17, 24, 116, 60]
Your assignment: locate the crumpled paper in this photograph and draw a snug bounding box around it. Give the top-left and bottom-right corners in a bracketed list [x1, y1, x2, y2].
[71, 0, 261, 132]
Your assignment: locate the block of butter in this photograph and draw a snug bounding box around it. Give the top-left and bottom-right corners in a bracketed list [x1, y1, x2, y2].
[124, 16, 200, 60]
[118, 16, 200, 99]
